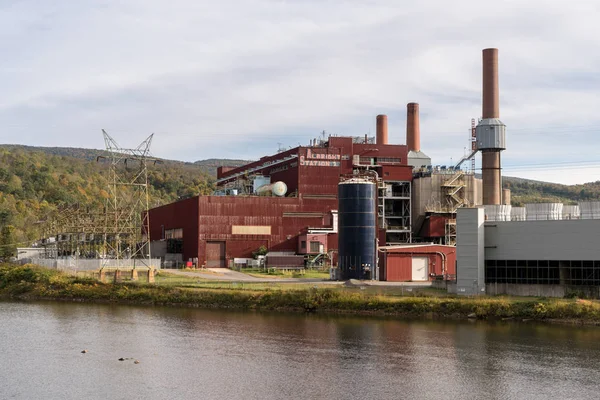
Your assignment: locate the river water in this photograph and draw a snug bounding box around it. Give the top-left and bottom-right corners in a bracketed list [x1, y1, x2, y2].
[1, 301, 599, 400]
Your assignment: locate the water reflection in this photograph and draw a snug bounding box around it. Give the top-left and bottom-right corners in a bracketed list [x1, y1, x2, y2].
[1, 301, 600, 400]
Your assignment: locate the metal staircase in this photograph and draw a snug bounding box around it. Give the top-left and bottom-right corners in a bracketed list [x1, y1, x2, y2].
[441, 171, 467, 213]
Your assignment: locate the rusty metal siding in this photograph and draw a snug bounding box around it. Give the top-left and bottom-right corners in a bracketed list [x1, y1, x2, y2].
[218, 148, 299, 185]
[206, 241, 225, 267]
[430, 215, 447, 237]
[386, 255, 412, 281]
[353, 143, 409, 162]
[328, 137, 354, 156]
[148, 197, 199, 262]
[298, 147, 343, 196]
[379, 165, 413, 182]
[299, 170, 341, 195]
[225, 239, 269, 259]
[422, 215, 447, 238]
[193, 196, 338, 266]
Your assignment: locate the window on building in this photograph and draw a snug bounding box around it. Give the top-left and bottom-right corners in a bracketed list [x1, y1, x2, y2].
[359, 156, 374, 165]
[165, 228, 183, 239]
[377, 157, 401, 164]
[167, 239, 183, 254]
[301, 241, 306, 249]
[310, 241, 320, 253]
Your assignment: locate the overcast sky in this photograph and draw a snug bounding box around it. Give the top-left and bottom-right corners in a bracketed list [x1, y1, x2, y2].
[1, 0, 599, 184]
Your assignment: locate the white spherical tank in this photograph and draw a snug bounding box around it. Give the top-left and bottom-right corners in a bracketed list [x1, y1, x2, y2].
[256, 181, 288, 197]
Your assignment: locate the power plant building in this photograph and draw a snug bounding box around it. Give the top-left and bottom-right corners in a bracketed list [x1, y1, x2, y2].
[148, 130, 420, 275]
[455, 205, 600, 297]
[147, 47, 544, 284]
[147, 99, 468, 280]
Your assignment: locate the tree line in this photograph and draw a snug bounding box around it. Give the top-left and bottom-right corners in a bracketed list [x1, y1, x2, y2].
[0, 146, 217, 257]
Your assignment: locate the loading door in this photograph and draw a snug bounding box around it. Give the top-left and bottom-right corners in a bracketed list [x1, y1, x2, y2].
[411, 257, 428, 281]
[206, 241, 226, 268]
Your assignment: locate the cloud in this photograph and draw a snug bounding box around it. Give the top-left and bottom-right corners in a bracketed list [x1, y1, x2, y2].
[1, 0, 599, 184]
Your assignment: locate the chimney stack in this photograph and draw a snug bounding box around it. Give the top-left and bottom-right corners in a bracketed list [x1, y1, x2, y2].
[406, 103, 420, 152]
[482, 48, 499, 119]
[477, 48, 506, 206]
[376, 115, 388, 145]
[502, 188, 511, 205]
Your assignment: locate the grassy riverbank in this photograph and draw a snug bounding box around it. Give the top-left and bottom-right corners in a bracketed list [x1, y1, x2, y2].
[2, 264, 600, 324]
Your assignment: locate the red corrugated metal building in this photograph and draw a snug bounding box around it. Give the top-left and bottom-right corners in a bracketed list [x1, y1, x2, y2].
[149, 196, 337, 267]
[216, 137, 413, 195]
[419, 214, 448, 239]
[148, 134, 450, 280]
[379, 245, 456, 282]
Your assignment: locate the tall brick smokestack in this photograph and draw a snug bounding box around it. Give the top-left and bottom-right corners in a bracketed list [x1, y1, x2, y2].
[479, 48, 504, 205]
[376, 115, 388, 145]
[406, 103, 420, 152]
[483, 48, 499, 119]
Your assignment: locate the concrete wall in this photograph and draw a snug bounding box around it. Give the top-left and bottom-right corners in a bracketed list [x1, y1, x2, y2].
[486, 283, 600, 299]
[456, 208, 485, 295]
[485, 219, 600, 260]
[17, 248, 46, 260]
[486, 283, 565, 297]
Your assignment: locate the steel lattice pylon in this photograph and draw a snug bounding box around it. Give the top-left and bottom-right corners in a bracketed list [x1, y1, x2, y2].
[101, 129, 156, 269]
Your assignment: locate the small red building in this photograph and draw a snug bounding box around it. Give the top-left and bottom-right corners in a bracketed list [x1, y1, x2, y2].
[379, 244, 456, 282]
[297, 233, 328, 255]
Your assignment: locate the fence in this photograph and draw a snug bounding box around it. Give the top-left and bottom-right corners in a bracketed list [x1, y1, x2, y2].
[26, 258, 162, 272]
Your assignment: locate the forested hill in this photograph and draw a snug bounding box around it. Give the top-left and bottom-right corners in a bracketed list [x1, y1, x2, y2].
[0, 145, 218, 255]
[503, 177, 600, 206]
[0, 145, 251, 175]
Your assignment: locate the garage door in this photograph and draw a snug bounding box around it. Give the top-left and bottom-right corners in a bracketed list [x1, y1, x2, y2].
[206, 241, 226, 268]
[411, 257, 428, 281]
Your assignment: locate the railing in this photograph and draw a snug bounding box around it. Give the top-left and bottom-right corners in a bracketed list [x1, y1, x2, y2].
[26, 258, 162, 271]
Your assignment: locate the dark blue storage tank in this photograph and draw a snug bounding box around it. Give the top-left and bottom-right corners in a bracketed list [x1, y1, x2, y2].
[338, 179, 376, 280]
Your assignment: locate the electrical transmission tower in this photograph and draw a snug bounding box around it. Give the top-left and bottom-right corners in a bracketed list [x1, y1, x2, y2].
[100, 129, 157, 269]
